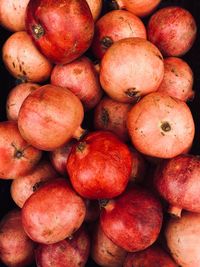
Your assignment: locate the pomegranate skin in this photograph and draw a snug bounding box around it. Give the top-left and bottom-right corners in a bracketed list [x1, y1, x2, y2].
[147, 6, 197, 57]
[0, 210, 35, 267]
[91, 10, 147, 59]
[11, 160, 58, 208]
[35, 226, 90, 267]
[157, 57, 194, 102]
[86, 0, 102, 21]
[18, 84, 84, 151]
[165, 211, 200, 267]
[25, 0, 94, 64]
[94, 96, 132, 141]
[127, 92, 195, 159]
[0, 121, 42, 180]
[49, 141, 76, 176]
[50, 56, 103, 110]
[113, 0, 161, 17]
[67, 131, 132, 199]
[91, 223, 127, 267]
[123, 245, 178, 267]
[6, 83, 40, 121]
[22, 179, 86, 244]
[100, 185, 163, 252]
[154, 154, 200, 216]
[100, 37, 164, 103]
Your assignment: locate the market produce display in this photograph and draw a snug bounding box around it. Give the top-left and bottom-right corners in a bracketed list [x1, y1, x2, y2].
[0, 0, 200, 267]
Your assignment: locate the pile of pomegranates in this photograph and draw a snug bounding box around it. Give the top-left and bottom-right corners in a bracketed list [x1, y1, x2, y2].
[0, 0, 199, 266]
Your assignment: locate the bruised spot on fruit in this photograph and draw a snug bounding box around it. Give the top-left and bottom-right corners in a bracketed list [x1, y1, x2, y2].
[100, 36, 114, 50]
[73, 68, 83, 75]
[160, 121, 172, 132]
[125, 88, 140, 100]
[43, 229, 53, 237]
[101, 108, 109, 126]
[106, 250, 115, 257]
[171, 68, 179, 77]
[12, 62, 16, 68]
[32, 24, 45, 39]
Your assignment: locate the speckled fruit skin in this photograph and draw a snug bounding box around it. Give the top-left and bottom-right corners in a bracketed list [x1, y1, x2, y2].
[147, 6, 197, 57]
[127, 92, 195, 159]
[50, 56, 103, 110]
[11, 160, 58, 208]
[100, 185, 163, 252]
[18, 84, 84, 151]
[91, 223, 127, 267]
[22, 178, 86, 245]
[94, 96, 132, 141]
[165, 211, 200, 267]
[100, 37, 164, 103]
[25, 0, 94, 64]
[67, 131, 132, 199]
[35, 226, 90, 267]
[86, 0, 102, 21]
[0, 121, 42, 180]
[154, 154, 200, 217]
[0, 210, 35, 267]
[91, 10, 147, 59]
[6, 82, 40, 121]
[123, 245, 178, 267]
[157, 57, 194, 101]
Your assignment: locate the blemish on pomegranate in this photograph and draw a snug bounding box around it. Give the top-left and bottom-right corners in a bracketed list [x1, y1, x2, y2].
[101, 108, 109, 126]
[125, 88, 140, 100]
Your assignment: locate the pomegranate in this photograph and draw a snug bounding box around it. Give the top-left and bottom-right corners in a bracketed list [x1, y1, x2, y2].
[6, 82, 40, 121]
[22, 178, 86, 244]
[2, 31, 52, 83]
[11, 160, 58, 208]
[0, 0, 29, 32]
[157, 57, 194, 102]
[91, 223, 127, 267]
[91, 10, 147, 59]
[0, 209, 35, 267]
[154, 154, 200, 217]
[0, 121, 42, 180]
[50, 56, 103, 110]
[127, 92, 195, 158]
[18, 84, 85, 151]
[129, 147, 146, 183]
[109, 0, 161, 17]
[25, 0, 94, 64]
[86, 0, 102, 21]
[67, 131, 132, 199]
[35, 226, 90, 267]
[94, 96, 132, 141]
[100, 37, 164, 103]
[49, 140, 76, 176]
[123, 245, 178, 267]
[100, 185, 163, 252]
[147, 6, 197, 57]
[165, 211, 200, 267]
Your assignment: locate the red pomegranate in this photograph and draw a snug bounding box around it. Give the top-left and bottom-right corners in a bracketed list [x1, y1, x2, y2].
[100, 185, 163, 252]
[67, 131, 132, 199]
[154, 154, 200, 217]
[147, 6, 197, 57]
[25, 0, 94, 64]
